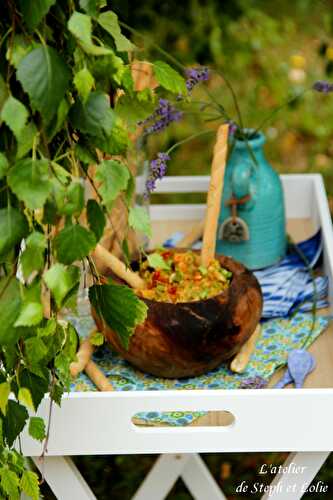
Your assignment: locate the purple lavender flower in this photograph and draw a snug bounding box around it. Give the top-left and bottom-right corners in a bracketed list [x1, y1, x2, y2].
[185, 67, 209, 92]
[141, 99, 183, 136]
[145, 152, 170, 195]
[239, 376, 267, 389]
[227, 120, 238, 136]
[313, 80, 333, 93]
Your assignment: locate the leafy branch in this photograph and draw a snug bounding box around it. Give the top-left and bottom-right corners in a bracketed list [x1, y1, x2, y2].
[0, 0, 189, 496]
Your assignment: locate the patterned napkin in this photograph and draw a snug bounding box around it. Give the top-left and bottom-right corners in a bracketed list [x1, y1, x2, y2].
[69, 310, 329, 426]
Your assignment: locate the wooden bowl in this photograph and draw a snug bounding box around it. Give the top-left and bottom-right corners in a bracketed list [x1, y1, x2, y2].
[92, 251, 263, 378]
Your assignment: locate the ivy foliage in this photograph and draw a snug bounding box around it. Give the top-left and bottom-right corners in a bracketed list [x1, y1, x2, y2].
[0, 0, 186, 496]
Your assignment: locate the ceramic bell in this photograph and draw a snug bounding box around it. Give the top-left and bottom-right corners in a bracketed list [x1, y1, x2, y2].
[216, 131, 287, 269]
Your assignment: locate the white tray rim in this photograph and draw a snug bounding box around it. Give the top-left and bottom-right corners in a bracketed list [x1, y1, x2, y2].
[21, 174, 333, 455]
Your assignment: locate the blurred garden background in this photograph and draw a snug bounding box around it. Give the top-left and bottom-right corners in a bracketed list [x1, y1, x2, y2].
[43, 0, 333, 497]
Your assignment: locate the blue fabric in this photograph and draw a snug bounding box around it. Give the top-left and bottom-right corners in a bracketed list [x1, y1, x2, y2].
[163, 230, 329, 319]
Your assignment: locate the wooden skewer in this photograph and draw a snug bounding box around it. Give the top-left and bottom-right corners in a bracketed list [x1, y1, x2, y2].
[70, 335, 95, 378]
[85, 360, 114, 391]
[230, 325, 262, 373]
[178, 220, 204, 248]
[93, 243, 145, 290]
[70, 331, 114, 391]
[201, 124, 229, 267]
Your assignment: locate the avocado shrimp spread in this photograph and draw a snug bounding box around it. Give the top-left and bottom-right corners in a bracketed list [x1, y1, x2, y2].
[137, 249, 232, 303]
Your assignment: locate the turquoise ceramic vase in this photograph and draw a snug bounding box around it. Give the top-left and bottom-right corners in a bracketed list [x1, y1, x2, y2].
[216, 131, 286, 269]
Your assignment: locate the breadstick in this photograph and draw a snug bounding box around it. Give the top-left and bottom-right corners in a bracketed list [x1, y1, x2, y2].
[131, 60, 158, 91]
[85, 360, 114, 391]
[230, 325, 261, 373]
[201, 124, 229, 267]
[178, 220, 204, 248]
[93, 244, 145, 290]
[70, 336, 95, 378]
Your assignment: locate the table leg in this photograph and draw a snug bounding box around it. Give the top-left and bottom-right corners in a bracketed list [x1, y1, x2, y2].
[132, 453, 226, 500]
[261, 451, 330, 499]
[182, 454, 227, 500]
[32, 456, 97, 500]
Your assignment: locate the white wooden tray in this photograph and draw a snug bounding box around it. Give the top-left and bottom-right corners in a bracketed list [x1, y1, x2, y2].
[22, 174, 333, 457]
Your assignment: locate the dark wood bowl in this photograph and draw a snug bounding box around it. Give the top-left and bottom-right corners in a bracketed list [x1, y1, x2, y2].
[92, 250, 263, 378]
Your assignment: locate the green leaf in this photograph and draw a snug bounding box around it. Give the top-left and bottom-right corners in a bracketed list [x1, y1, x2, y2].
[124, 172, 135, 207]
[55, 181, 84, 217]
[89, 283, 148, 349]
[153, 61, 187, 95]
[47, 98, 70, 140]
[93, 122, 129, 155]
[20, 470, 40, 500]
[20, 370, 49, 410]
[147, 253, 171, 271]
[17, 45, 70, 123]
[0, 278, 22, 345]
[44, 263, 80, 309]
[1, 95, 28, 140]
[74, 67, 94, 102]
[0, 382, 11, 416]
[115, 94, 155, 126]
[75, 144, 98, 165]
[18, 387, 35, 411]
[68, 11, 112, 56]
[21, 231, 46, 278]
[79, 0, 99, 16]
[3, 400, 29, 447]
[90, 331, 104, 346]
[87, 199, 106, 241]
[63, 323, 78, 360]
[37, 317, 57, 337]
[50, 382, 63, 406]
[98, 11, 135, 52]
[121, 67, 134, 93]
[25, 337, 47, 366]
[54, 225, 96, 264]
[19, 0, 56, 31]
[0, 206, 28, 257]
[41, 322, 65, 366]
[23, 278, 42, 303]
[69, 91, 115, 138]
[90, 52, 125, 87]
[121, 238, 131, 266]
[0, 152, 8, 180]
[54, 352, 71, 388]
[128, 206, 152, 238]
[0, 74, 8, 118]
[16, 121, 38, 159]
[95, 159, 130, 208]
[29, 417, 46, 441]
[6, 34, 34, 68]
[0, 467, 19, 500]
[15, 302, 43, 327]
[8, 158, 52, 210]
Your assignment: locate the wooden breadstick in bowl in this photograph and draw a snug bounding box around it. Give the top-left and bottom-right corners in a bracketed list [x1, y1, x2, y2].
[201, 124, 229, 267]
[85, 360, 114, 391]
[230, 324, 261, 373]
[70, 334, 95, 378]
[70, 331, 114, 391]
[93, 243, 145, 290]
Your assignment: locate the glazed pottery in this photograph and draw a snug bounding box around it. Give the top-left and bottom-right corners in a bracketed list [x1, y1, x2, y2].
[217, 131, 287, 269]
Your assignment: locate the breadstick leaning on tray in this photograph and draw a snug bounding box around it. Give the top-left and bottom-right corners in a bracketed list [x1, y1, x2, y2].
[77, 123, 262, 381]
